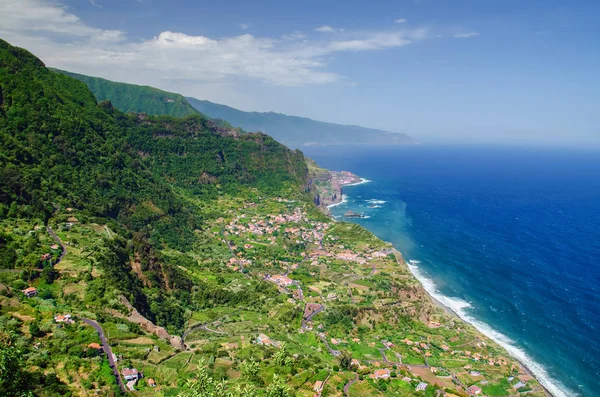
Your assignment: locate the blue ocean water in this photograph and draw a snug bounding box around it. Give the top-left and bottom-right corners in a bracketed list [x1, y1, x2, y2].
[303, 145, 600, 397]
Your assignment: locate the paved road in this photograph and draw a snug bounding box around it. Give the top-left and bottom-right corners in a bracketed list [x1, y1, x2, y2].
[317, 333, 341, 357]
[82, 318, 127, 393]
[46, 226, 67, 265]
[343, 373, 358, 396]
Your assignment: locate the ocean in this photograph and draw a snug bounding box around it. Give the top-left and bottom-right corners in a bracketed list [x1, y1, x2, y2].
[302, 145, 600, 397]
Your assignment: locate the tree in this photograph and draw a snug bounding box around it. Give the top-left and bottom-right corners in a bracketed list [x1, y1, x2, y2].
[338, 351, 352, 370]
[273, 343, 291, 367]
[266, 374, 292, 397]
[240, 358, 260, 382]
[0, 332, 32, 396]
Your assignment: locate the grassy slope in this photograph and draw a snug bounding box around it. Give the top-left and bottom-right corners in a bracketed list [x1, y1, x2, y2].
[53, 69, 198, 118]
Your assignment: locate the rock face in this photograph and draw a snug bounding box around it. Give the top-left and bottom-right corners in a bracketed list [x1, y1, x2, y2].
[311, 170, 362, 211]
[119, 295, 185, 350]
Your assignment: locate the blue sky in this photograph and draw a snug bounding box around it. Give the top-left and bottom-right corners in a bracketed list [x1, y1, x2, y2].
[1, 0, 598, 144]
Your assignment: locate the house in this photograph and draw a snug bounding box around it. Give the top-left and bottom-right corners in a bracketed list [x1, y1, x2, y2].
[147, 378, 157, 387]
[351, 359, 360, 367]
[88, 342, 103, 351]
[313, 380, 323, 394]
[22, 287, 37, 297]
[256, 334, 271, 346]
[41, 253, 52, 261]
[513, 381, 527, 390]
[122, 368, 140, 382]
[441, 344, 450, 351]
[416, 382, 428, 391]
[468, 385, 482, 395]
[54, 314, 73, 324]
[269, 275, 293, 287]
[50, 244, 60, 251]
[369, 369, 390, 380]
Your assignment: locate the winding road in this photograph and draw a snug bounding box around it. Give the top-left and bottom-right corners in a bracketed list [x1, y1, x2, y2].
[343, 373, 358, 396]
[46, 226, 67, 265]
[82, 318, 127, 393]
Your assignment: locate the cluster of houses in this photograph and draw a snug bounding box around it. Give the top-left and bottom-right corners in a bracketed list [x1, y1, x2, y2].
[267, 274, 294, 288]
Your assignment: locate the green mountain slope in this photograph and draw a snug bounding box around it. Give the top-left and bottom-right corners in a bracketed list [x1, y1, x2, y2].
[0, 39, 544, 397]
[53, 69, 198, 118]
[187, 97, 413, 149]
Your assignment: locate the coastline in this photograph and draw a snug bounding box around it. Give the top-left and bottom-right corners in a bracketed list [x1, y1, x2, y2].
[335, 179, 569, 397]
[405, 263, 556, 397]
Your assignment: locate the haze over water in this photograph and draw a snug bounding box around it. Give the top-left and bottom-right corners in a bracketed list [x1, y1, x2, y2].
[304, 145, 600, 397]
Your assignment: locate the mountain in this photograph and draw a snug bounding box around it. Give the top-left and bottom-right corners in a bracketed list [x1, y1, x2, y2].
[53, 69, 198, 118]
[53, 69, 413, 149]
[0, 39, 544, 397]
[187, 97, 413, 149]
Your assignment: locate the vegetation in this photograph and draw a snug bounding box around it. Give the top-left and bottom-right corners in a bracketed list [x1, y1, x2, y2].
[53, 69, 198, 118]
[0, 39, 544, 397]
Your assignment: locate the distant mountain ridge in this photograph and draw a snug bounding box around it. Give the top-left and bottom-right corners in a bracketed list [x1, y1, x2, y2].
[53, 69, 413, 148]
[52, 69, 198, 118]
[186, 97, 413, 149]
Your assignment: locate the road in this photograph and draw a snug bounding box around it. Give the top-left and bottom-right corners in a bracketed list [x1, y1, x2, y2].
[343, 373, 358, 396]
[82, 318, 127, 394]
[46, 226, 67, 265]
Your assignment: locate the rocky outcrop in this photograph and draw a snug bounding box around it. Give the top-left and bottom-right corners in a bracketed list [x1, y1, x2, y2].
[119, 295, 185, 350]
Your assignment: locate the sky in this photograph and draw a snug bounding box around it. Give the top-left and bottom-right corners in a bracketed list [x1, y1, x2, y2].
[1, 0, 599, 144]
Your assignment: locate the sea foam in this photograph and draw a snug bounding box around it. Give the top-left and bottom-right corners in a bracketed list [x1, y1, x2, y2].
[406, 261, 578, 397]
[327, 194, 348, 209]
[344, 178, 371, 186]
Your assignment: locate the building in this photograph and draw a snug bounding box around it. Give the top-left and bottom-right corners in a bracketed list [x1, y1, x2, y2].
[370, 369, 390, 380]
[147, 378, 157, 387]
[468, 385, 482, 395]
[88, 342, 103, 351]
[351, 359, 360, 367]
[313, 380, 323, 394]
[513, 381, 527, 390]
[269, 275, 293, 287]
[22, 287, 37, 297]
[416, 382, 428, 391]
[122, 368, 140, 382]
[54, 314, 73, 324]
[256, 333, 271, 346]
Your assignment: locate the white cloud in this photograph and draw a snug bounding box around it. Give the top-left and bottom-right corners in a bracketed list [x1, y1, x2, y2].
[315, 25, 344, 33]
[394, 18, 407, 24]
[453, 32, 480, 38]
[0, 0, 123, 41]
[239, 23, 250, 30]
[89, 0, 102, 8]
[0, 0, 461, 91]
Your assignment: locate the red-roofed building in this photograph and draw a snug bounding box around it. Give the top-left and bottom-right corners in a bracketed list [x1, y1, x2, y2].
[22, 287, 37, 297]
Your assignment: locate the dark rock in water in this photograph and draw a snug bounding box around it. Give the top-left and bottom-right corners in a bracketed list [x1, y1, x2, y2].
[344, 211, 365, 218]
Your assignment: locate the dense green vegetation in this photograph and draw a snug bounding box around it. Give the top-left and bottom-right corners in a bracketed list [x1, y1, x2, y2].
[0, 39, 544, 397]
[39, 68, 414, 149]
[53, 69, 198, 118]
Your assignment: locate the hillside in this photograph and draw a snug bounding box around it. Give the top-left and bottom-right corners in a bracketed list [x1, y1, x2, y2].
[0, 39, 544, 397]
[187, 97, 413, 149]
[53, 69, 198, 118]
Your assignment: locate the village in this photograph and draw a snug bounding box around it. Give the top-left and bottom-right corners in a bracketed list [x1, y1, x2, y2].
[1, 195, 545, 397]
